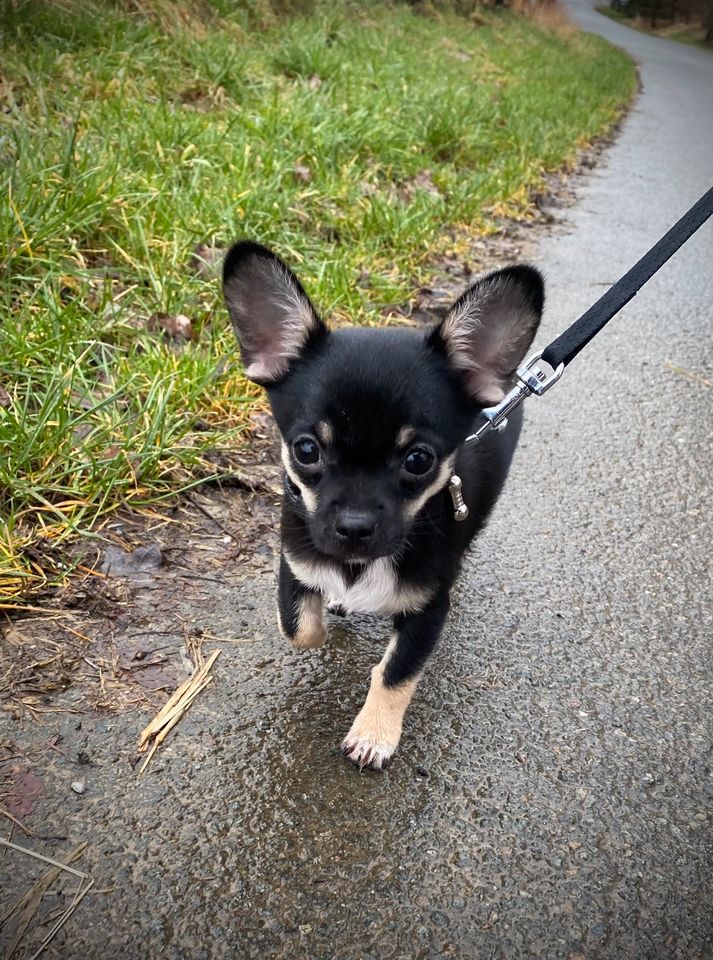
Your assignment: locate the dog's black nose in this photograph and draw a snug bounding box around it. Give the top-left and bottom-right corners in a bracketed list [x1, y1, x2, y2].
[335, 510, 377, 544]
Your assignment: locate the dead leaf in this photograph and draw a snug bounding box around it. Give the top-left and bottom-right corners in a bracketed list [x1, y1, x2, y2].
[5, 770, 45, 819]
[0, 385, 12, 408]
[100, 543, 163, 579]
[413, 286, 453, 321]
[401, 170, 442, 203]
[293, 163, 312, 184]
[190, 243, 225, 280]
[100, 444, 121, 460]
[148, 313, 194, 341]
[59, 274, 82, 302]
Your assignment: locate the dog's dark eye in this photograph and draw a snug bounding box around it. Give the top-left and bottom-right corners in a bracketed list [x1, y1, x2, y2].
[403, 446, 435, 476]
[293, 435, 320, 466]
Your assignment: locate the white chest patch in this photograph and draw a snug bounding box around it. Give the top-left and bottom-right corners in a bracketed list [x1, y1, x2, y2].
[283, 552, 432, 617]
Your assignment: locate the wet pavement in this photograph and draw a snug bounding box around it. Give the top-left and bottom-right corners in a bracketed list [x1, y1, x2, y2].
[2, 2, 712, 958]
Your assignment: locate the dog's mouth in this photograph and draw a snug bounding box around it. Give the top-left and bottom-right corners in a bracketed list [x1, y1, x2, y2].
[313, 538, 401, 564]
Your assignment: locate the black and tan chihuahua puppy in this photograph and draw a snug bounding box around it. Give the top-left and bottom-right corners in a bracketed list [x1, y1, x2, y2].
[223, 241, 543, 770]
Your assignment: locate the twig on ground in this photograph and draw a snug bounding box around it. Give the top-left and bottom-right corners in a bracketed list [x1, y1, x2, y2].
[198, 631, 260, 644]
[76, 563, 106, 578]
[0, 838, 88, 879]
[137, 648, 221, 775]
[0, 806, 37, 837]
[183, 493, 239, 541]
[0, 605, 75, 615]
[63, 624, 93, 642]
[27, 877, 96, 960]
[0, 841, 90, 960]
[664, 362, 712, 388]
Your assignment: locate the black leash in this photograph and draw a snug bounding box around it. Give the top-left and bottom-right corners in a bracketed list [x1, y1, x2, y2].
[542, 186, 713, 370]
[465, 185, 713, 448]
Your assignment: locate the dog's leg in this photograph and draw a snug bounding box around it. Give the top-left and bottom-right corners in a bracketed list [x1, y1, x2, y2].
[277, 553, 327, 650]
[341, 589, 450, 770]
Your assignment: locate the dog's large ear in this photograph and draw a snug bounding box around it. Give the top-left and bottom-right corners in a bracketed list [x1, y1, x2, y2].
[428, 265, 544, 406]
[223, 241, 328, 384]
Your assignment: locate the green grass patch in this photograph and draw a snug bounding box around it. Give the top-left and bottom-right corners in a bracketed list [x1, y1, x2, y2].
[0, 0, 636, 603]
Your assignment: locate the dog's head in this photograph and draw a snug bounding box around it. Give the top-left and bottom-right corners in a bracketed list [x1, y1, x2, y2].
[223, 241, 543, 562]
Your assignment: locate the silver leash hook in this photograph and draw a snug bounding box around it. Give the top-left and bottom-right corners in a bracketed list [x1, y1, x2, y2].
[451, 353, 564, 520]
[464, 352, 564, 446]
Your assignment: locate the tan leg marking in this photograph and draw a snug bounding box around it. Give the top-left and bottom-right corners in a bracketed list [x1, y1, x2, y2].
[289, 591, 327, 650]
[342, 639, 418, 770]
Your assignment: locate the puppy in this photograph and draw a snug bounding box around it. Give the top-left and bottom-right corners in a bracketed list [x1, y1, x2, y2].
[223, 241, 543, 770]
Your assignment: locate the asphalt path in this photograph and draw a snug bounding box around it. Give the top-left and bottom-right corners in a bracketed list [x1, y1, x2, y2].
[2, 3, 711, 958]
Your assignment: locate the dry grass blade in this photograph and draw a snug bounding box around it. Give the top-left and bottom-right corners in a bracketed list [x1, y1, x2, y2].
[664, 362, 713, 388]
[4, 883, 48, 958]
[0, 841, 88, 960]
[149, 676, 214, 744]
[137, 648, 220, 774]
[138, 648, 220, 748]
[0, 805, 37, 837]
[0, 838, 88, 879]
[27, 877, 96, 960]
[137, 675, 214, 776]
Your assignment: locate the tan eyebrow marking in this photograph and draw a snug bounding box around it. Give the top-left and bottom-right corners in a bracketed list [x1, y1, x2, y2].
[315, 420, 334, 445]
[396, 426, 416, 449]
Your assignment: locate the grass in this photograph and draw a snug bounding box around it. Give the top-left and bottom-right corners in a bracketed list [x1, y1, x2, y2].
[0, 0, 637, 605]
[597, 5, 713, 50]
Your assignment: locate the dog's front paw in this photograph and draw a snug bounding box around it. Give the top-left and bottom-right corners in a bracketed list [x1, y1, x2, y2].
[277, 591, 327, 650]
[341, 730, 397, 771]
[291, 620, 327, 650]
[341, 661, 416, 770]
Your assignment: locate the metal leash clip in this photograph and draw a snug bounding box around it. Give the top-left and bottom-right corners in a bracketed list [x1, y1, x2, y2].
[464, 351, 564, 446]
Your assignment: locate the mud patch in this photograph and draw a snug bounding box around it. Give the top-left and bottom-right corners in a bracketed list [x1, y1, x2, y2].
[0, 460, 281, 722]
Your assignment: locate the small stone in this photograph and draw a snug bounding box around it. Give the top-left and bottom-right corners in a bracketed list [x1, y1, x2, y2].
[148, 312, 194, 341]
[71, 781, 85, 795]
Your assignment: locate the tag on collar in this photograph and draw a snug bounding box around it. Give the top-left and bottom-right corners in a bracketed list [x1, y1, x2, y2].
[448, 474, 468, 521]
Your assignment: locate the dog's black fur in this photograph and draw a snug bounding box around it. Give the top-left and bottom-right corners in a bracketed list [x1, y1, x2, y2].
[223, 241, 543, 769]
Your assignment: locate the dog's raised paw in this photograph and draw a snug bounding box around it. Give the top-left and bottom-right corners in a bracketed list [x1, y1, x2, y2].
[283, 592, 327, 650]
[341, 733, 396, 771]
[291, 621, 327, 650]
